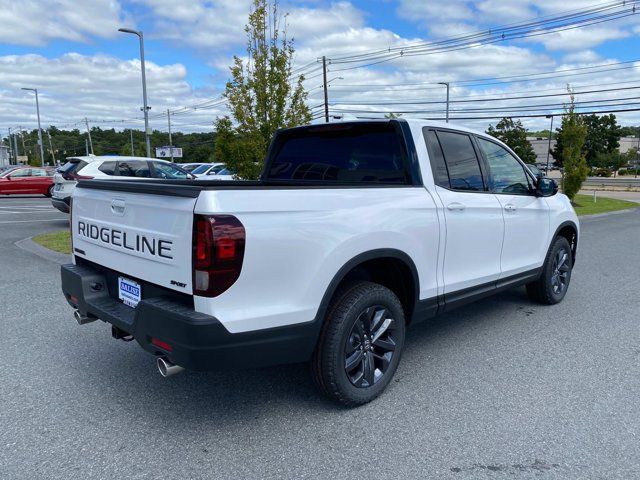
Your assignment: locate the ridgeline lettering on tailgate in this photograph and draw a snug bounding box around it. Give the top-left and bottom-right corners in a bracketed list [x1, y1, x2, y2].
[77, 220, 173, 259]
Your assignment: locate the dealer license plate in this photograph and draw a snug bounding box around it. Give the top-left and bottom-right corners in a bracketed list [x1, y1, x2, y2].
[118, 276, 141, 308]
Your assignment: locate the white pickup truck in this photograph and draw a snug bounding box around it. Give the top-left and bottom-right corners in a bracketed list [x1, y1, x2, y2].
[61, 120, 578, 406]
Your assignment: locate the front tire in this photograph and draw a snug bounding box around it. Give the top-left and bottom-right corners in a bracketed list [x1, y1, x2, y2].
[527, 236, 573, 305]
[312, 281, 405, 407]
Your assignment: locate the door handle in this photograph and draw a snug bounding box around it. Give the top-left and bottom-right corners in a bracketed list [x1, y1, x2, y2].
[504, 204, 517, 212]
[447, 202, 466, 211]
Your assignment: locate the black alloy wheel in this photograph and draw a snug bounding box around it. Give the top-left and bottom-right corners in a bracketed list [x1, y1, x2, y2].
[344, 305, 398, 388]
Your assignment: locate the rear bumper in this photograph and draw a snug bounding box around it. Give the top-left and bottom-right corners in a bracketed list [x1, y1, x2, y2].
[60, 263, 319, 371]
[51, 196, 70, 213]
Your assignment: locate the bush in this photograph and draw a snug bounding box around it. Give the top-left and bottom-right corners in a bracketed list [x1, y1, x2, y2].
[594, 168, 612, 177]
[618, 169, 627, 176]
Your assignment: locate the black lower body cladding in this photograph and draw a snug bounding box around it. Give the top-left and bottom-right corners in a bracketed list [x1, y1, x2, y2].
[60, 262, 320, 371]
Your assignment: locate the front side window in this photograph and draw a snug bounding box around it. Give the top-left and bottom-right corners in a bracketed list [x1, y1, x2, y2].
[151, 162, 189, 179]
[435, 131, 484, 191]
[10, 168, 31, 177]
[477, 138, 532, 195]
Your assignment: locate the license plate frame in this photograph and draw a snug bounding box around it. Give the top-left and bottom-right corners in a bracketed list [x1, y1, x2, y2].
[118, 276, 141, 308]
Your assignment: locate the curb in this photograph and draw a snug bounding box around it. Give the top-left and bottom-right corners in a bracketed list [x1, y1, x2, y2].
[14, 237, 72, 265]
[579, 207, 639, 221]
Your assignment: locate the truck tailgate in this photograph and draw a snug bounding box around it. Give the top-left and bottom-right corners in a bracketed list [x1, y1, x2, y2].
[71, 185, 196, 294]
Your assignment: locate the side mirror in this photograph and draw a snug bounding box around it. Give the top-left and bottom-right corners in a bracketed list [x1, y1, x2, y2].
[536, 177, 558, 197]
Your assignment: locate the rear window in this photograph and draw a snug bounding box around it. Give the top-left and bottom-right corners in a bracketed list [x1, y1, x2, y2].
[58, 160, 88, 175]
[266, 122, 409, 184]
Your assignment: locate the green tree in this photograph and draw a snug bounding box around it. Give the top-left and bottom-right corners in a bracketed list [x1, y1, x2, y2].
[554, 113, 621, 168]
[214, 0, 312, 179]
[582, 114, 621, 166]
[486, 117, 537, 164]
[559, 94, 589, 201]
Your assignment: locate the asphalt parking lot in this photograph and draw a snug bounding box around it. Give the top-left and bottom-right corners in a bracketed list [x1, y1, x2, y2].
[1, 196, 639, 479]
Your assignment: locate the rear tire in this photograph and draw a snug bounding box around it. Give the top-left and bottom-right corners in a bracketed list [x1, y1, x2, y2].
[526, 236, 573, 305]
[45, 185, 53, 197]
[311, 281, 405, 407]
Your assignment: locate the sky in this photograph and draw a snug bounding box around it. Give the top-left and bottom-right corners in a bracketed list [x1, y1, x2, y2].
[1, 0, 640, 136]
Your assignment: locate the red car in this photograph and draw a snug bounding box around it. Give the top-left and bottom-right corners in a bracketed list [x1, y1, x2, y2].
[0, 166, 55, 196]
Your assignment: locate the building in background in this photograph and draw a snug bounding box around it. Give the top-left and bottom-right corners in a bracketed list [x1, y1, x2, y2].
[528, 136, 640, 166]
[0, 145, 9, 167]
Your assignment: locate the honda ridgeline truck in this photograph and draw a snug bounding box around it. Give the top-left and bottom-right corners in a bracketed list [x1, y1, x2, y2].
[61, 120, 579, 406]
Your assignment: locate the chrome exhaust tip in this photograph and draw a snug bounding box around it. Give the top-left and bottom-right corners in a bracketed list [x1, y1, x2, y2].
[74, 309, 95, 325]
[157, 357, 184, 377]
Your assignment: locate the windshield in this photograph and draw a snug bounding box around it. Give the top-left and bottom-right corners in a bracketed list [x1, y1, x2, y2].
[152, 162, 191, 179]
[0, 167, 18, 177]
[191, 164, 212, 174]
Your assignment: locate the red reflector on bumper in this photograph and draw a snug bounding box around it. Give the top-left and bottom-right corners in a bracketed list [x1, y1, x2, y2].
[151, 337, 173, 352]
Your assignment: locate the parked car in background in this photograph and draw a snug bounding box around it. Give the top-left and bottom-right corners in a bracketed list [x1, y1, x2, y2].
[205, 167, 237, 180]
[0, 166, 54, 196]
[527, 164, 545, 180]
[51, 156, 194, 213]
[191, 163, 225, 178]
[180, 163, 207, 173]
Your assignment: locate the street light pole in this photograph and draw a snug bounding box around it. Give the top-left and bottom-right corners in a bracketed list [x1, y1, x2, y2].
[322, 56, 329, 123]
[167, 109, 173, 162]
[546, 115, 554, 172]
[438, 82, 450, 123]
[21, 87, 45, 166]
[119, 28, 151, 158]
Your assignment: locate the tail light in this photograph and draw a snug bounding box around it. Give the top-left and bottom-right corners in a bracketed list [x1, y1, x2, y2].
[192, 214, 245, 297]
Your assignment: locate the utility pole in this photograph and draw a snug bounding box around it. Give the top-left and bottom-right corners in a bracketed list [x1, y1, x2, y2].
[438, 82, 450, 123]
[545, 115, 554, 173]
[46, 129, 56, 164]
[84, 118, 94, 155]
[119, 28, 151, 157]
[322, 56, 329, 123]
[85, 138, 89, 156]
[130, 129, 135, 156]
[7, 128, 13, 164]
[21, 88, 45, 166]
[19, 127, 26, 161]
[13, 128, 19, 163]
[167, 109, 173, 162]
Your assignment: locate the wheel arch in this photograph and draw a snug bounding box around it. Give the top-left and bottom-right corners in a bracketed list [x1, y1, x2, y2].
[552, 220, 578, 264]
[314, 249, 421, 327]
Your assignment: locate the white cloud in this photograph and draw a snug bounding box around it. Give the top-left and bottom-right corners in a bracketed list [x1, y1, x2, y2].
[0, 0, 131, 46]
[0, 53, 221, 133]
[531, 27, 630, 51]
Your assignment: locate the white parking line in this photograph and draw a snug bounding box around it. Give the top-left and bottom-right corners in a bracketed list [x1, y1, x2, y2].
[0, 218, 67, 224]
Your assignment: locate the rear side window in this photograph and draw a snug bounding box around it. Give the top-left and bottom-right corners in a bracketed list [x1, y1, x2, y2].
[98, 161, 117, 175]
[31, 169, 48, 177]
[116, 160, 150, 178]
[267, 122, 409, 184]
[435, 131, 485, 191]
[423, 129, 450, 188]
